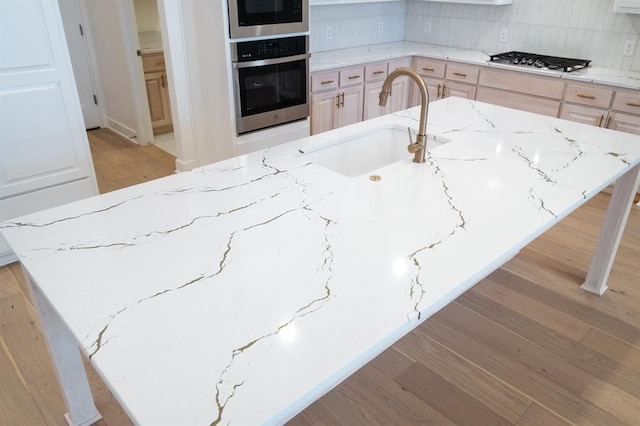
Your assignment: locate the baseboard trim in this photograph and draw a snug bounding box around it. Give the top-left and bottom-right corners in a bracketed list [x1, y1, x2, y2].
[0, 249, 17, 267]
[106, 118, 138, 144]
[175, 158, 198, 172]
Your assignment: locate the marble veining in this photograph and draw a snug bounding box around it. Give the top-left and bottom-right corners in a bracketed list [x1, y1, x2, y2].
[310, 41, 640, 90]
[2, 98, 640, 425]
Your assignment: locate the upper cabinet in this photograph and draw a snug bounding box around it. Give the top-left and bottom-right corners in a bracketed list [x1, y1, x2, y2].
[420, 0, 512, 4]
[613, 0, 640, 14]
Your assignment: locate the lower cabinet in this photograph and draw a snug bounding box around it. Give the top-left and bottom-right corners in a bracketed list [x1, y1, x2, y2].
[310, 85, 364, 134]
[607, 111, 640, 135]
[559, 103, 608, 127]
[142, 53, 173, 135]
[144, 71, 173, 133]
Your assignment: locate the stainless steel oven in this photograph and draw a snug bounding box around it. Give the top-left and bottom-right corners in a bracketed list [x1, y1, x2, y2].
[228, 0, 309, 39]
[232, 35, 309, 135]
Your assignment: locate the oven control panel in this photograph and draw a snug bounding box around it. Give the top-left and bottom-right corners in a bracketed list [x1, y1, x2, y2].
[234, 35, 308, 62]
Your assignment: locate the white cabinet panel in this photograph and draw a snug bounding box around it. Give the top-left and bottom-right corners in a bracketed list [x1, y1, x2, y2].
[613, 0, 640, 13]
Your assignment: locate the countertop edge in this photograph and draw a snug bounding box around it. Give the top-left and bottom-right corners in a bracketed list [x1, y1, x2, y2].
[309, 41, 640, 91]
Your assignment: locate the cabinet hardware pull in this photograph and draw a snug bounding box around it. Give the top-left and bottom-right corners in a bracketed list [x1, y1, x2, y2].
[437, 84, 441, 99]
[422, 67, 435, 72]
[336, 94, 340, 108]
[161, 74, 165, 88]
[453, 72, 467, 77]
[626, 102, 640, 108]
[348, 75, 361, 80]
[157, 61, 165, 66]
[441, 84, 446, 98]
[340, 92, 345, 107]
[598, 115, 604, 127]
[605, 116, 612, 128]
[321, 80, 335, 85]
[577, 93, 596, 100]
[373, 71, 385, 75]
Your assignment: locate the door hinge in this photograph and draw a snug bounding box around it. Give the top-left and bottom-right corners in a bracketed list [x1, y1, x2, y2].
[79, 24, 84, 36]
[93, 95, 98, 105]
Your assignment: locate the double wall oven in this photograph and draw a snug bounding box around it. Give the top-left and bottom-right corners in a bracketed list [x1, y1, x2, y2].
[228, 0, 310, 136]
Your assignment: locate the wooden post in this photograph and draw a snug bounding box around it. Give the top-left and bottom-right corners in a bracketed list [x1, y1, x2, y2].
[23, 266, 102, 426]
[582, 164, 640, 295]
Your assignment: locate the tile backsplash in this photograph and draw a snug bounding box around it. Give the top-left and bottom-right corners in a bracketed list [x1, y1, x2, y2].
[310, 0, 640, 72]
[310, 2, 406, 52]
[404, 0, 640, 71]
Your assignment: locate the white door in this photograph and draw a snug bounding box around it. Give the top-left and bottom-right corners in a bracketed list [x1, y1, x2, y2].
[58, 0, 103, 129]
[0, 0, 97, 205]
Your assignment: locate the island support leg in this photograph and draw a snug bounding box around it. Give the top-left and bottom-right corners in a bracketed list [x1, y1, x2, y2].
[23, 267, 103, 426]
[582, 164, 640, 295]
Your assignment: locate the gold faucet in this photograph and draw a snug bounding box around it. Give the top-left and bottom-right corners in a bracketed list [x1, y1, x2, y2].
[379, 68, 430, 163]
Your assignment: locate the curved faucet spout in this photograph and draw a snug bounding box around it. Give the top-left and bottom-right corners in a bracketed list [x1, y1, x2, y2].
[379, 68, 430, 163]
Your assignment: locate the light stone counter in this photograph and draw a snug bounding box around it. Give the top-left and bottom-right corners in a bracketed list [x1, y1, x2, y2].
[2, 98, 639, 425]
[310, 41, 640, 90]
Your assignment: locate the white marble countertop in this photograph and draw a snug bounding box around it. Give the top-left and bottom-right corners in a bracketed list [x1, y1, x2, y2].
[2, 98, 640, 425]
[138, 31, 163, 55]
[310, 41, 640, 90]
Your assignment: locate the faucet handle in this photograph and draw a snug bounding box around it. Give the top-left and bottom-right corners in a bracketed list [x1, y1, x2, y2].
[407, 142, 423, 154]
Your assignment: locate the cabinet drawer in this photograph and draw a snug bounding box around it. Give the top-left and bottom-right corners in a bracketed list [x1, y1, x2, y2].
[564, 84, 613, 108]
[142, 53, 166, 73]
[365, 63, 388, 81]
[612, 90, 640, 115]
[479, 68, 564, 99]
[339, 67, 364, 86]
[414, 58, 446, 78]
[388, 57, 412, 73]
[476, 87, 560, 117]
[446, 64, 479, 84]
[311, 71, 339, 92]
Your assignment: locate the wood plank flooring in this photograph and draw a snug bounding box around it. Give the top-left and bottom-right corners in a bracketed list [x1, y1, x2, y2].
[1, 128, 638, 425]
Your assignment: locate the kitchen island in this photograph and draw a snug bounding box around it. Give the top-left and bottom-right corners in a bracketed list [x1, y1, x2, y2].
[1, 98, 639, 425]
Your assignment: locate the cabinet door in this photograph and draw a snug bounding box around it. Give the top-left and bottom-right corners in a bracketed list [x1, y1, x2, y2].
[410, 77, 443, 107]
[364, 81, 389, 120]
[559, 104, 607, 127]
[337, 85, 364, 128]
[607, 111, 640, 135]
[145, 72, 172, 132]
[443, 81, 477, 100]
[311, 90, 338, 135]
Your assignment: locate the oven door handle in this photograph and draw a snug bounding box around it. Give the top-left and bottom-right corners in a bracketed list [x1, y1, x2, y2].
[233, 53, 311, 69]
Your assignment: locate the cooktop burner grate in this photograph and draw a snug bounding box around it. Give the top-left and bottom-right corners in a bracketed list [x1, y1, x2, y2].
[489, 51, 591, 72]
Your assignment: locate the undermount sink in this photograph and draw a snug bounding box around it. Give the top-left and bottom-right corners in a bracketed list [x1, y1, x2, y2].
[297, 124, 449, 177]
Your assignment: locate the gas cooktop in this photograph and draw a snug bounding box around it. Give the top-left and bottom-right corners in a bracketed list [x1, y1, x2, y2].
[489, 51, 591, 72]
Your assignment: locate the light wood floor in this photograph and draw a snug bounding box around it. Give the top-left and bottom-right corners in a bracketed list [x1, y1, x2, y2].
[1, 128, 639, 425]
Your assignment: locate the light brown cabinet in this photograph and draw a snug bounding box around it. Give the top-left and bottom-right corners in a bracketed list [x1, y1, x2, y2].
[142, 53, 173, 135]
[310, 67, 364, 134]
[476, 68, 563, 117]
[363, 58, 412, 120]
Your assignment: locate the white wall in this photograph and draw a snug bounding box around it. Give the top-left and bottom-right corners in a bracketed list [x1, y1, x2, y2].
[134, 0, 160, 32]
[404, 0, 640, 71]
[310, 1, 406, 52]
[85, 0, 139, 138]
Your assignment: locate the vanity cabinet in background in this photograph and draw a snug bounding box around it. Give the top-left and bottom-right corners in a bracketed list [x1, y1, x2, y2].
[142, 53, 173, 135]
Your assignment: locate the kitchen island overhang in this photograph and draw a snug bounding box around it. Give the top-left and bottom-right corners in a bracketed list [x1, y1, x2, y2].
[1, 97, 639, 425]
